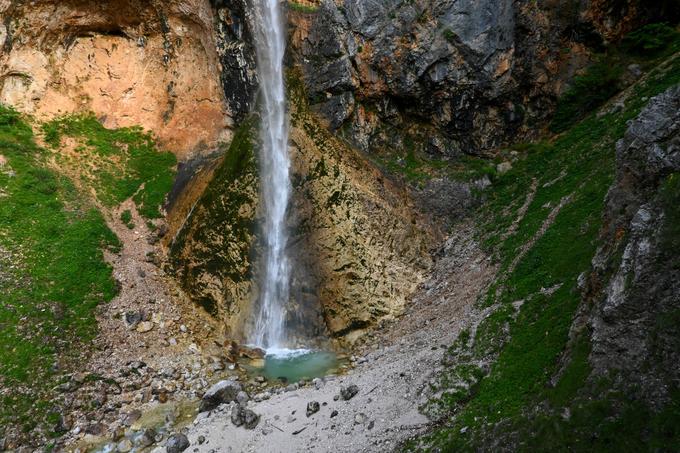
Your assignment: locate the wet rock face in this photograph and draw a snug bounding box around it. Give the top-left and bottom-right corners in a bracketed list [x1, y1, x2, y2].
[170, 90, 435, 343]
[588, 85, 680, 409]
[290, 0, 652, 156]
[169, 121, 258, 338]
[211, 0, 258, 121]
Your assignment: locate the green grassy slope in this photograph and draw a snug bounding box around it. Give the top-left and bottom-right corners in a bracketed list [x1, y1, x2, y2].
[412, 27, 680, 452]
[42, 114, 176, 219]
[0, 107, 175, 442]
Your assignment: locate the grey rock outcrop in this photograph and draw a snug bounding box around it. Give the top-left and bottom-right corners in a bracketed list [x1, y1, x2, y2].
[199, 380, 243, 412]
[166, 433, 190, 453]
[296, 0, 515, 155]
[587, 84, 680, 409]
[291, 0, 655, 157]
[306, 401, 320, 417]
[413, 177, 491, 229]
[231, 404, 260, 429]
[340, 384, 359, 401]
[211, 0, 258, 121]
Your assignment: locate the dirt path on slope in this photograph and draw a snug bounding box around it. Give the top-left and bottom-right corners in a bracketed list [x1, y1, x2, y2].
[163, 222, 496, 453]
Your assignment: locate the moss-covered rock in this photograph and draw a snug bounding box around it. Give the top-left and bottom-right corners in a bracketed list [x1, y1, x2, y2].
[169, 119, 258, 336]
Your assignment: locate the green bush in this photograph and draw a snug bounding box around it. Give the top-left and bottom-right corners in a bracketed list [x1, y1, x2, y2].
[120, 209, 134, 229]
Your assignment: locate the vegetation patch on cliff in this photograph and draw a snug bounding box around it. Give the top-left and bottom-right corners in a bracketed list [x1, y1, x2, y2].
[42, 114, 176, 218]
[550, 23, 680, 133]
[288, 1, 320, 14]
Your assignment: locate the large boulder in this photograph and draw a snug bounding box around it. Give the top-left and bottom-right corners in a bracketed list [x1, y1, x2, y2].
[306, 401, 320, 417]
[231, 404, 260, 429]
[199, 380, 243, 412]
[340, 384, 359, 401]
[166, 433, 190, 453]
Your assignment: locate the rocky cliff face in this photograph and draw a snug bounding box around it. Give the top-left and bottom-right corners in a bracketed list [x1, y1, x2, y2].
[0, 0, 678, 450]
[0, 0, 234, 159]
[288, 0, 662, 157]
[211, 0, 258, 121]
[586, 84, 680, 408]
[1, 0, 665, 347]
[0, 0, 441, 347]
[0, 0, 671, 339]
[170, 83, 436, 344]
[287, 84, 436, 341]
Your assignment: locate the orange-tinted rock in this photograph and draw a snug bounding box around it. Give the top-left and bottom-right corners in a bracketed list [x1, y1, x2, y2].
[0, 0, 231, 159]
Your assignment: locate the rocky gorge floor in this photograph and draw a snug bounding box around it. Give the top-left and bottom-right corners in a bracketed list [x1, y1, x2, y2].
[55, 207, 492, 453]
[146, 223, 496, 453]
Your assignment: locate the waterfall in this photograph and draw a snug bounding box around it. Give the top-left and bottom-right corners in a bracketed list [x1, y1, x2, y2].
[250, 0, 291, 350]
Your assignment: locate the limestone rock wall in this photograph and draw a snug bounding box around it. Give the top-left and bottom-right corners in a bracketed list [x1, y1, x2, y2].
[169, 120, 258, 340]
[584, 84, 680, 409]
[288, 92, 436, 341]
[163, 0, 256, 248]
[170, 88, 437, 344]
[287, 0, 663, 157]
[211, 0, 258, 122]
[0, 0, 230, 159]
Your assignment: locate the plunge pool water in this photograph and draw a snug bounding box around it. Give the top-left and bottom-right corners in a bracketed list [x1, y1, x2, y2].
[246, 349, 342, 383]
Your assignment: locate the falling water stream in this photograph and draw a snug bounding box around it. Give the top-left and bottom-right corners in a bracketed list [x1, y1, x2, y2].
[247, 1, 341, 380]
[250, 0, 292, 350]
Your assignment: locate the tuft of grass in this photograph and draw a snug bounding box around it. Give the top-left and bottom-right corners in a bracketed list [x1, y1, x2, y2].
[120, 209, 134, 229]
[443, 29, 457, 45]
[41, 113, 176, 218]
[288, 2, 319, 14]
